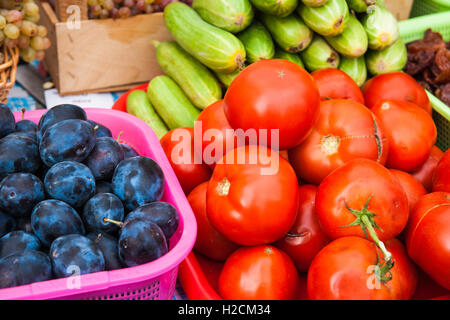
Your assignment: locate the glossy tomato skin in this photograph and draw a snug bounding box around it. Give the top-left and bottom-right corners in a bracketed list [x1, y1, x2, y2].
[307, 236, 418, 300]
[197, 100, 239, 170]
[412, 145, 444, 192]
[311, 68, 365, 104]
[206, 145, 299, 246]
[371, 100, 437, 172]
[288, 99, 389, 185]
[224, 59, 320, 150]
[405, 192, 450, 290]
[275, 185, 329, 272]
[187, 182, 240, 261]
[315, 158, 409, 241]
[160, 127, 212, 195]
[432, 149, 450, 193]
[362, 72, 432, 114]
[219, 245, 300, 300]
[390, 169, 427, 212]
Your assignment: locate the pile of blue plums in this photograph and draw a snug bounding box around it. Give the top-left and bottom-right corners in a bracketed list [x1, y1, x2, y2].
[0, 104, 179, 289]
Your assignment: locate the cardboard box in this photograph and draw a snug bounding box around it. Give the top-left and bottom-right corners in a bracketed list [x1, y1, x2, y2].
[384, 0, 414, 21]
[38, 1, 173, 96]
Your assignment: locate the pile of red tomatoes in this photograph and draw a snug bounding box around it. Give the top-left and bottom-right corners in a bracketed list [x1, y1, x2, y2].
[160, 59, 450, 300]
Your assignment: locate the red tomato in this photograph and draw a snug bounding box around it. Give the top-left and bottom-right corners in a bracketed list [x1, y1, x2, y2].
[160, 127, 212, 195]
[275, 185, 329, 272]
[224, 59, 320, 150]
[219, 245, 300, 300]
[362, 72, 432, 114]
[288, 99, 389, 185]
[311, 68, 365, 104]
[196, 253, 225, 294]
[206, 144, 299, 246]
[432, 149, 450, 192]
[405, 192, 450, 290]
[390, 169, 427, 212]
[371, 100, 437, 172]
[197, 100, 239, 169]
[411, 145, 444, 192]
[187, 182, 240, 261]
[307, 236, 418, 300]
[315, 158, 409, 242]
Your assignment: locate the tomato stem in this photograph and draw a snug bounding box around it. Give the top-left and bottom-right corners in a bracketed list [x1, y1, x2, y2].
[217, 177, 231, 196]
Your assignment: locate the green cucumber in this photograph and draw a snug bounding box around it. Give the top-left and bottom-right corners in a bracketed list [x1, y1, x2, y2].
[192, 0, 254, 34]
[346, 0, 376, 13]
[147, 76, 201, 130]
[365, 38, 407, 76]
[260, 12, 313, 53]
[249, 0, 298, 18]
[361, 5, 399, 50]
[301, 35, 340, 72]
[301, 0, 329, 7]
[297, 0, 349, 37]
[164, 2, 246, 74]
[155, 41, 222, 110]
[214, 68, 242, 88]
[325, 14, 368, 58]
[237, 21, 275, 63]
[339, 56, 367, 87]
[274, 48, 304, 68]
[126, 90, 168, 139]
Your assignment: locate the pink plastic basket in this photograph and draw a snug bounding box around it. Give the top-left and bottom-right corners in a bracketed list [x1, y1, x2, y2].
[0, 108, 197, 300]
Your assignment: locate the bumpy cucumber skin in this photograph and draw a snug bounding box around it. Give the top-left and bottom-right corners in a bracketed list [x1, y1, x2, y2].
[164, 2, 246, 74]
[260, 12, 313, 53]
[362, 5, 399, 50]
[325, 14, 368, 58]
[156, 41, 222, 110]
[250, 0, 298, 18]
[297, 0, 349, 37]
[301, 0, 329, 7]
[214, 68, 242, 88]
[126, 90, 169, 139]
[339, 55, 367, 87]
[274, 48, 305, 68]
[346, 0, 376, 12]
[147, 76, 201, 130]
[192, 0, 254, 34]
[301, 35, 340, 72]
[237, 21, 275, 63]
[365, 38, 407, 76]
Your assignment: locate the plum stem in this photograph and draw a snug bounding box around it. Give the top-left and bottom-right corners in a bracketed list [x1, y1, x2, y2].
[103, 218, 124, 228]
[21, 107, 26, 120]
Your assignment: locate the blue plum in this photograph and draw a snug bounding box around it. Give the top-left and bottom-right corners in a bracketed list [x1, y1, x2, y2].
[0, 104, 15, 139]
[0, 231, 41, 258]
[44, 161, 96, 208]
[86, 232, 122, 271]
[120, 143, 139, 159]
[0, 135, 41, 180]
[82, 193, 124, 233]
[84, 137, 124, 181]
[0, 250, 52, 289]
[0, 210, 15, 238]
[16, 118, 38, 133]
[111, 157, 165, 211]
[31, 199, 85, 247]
[125, 202, 179, 239]
[0, 173, 45, 218]
[38, 104, 87, 136]
[50, 234, 105, 278]
[7, 131, 37, 142]
[88, 120, 112, 138]
[96, 181, 112, 194]
[118, 218, 168, 267]
[39, 119, 97, 167]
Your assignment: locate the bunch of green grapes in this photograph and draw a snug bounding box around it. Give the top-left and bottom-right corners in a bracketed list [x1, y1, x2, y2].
[88, 0, 192, 20]
[0, 0, 51, 63]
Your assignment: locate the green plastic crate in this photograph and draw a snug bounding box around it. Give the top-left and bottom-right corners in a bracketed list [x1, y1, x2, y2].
[399, 11, 450, 151]
[410, 0, 450, 18]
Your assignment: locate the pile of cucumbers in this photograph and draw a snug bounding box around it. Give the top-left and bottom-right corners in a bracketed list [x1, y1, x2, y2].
[126, 0, 407, 138]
